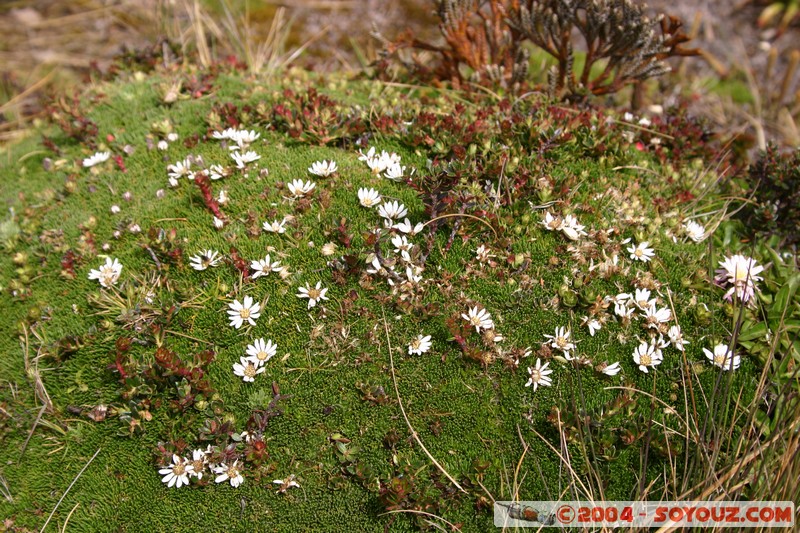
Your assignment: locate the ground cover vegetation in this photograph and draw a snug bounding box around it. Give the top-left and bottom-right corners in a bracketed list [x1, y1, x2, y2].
[1, 1, 799, 532]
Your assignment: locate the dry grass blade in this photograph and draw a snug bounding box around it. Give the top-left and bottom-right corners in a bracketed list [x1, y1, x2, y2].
[40, 448, 101, 533]
[380, 307, 466, 493]
[0, 474, 13, 503]
[22, 324, 53, 414]
[379, 509, 460, 531]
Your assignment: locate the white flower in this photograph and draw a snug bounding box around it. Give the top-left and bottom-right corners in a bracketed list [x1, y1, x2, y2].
[287, 179, 316, 198]
[168, 176, 179, 188]
[227, 296, 261, 329]
[541, 211, 563, 232]
[321, 242, 338, 256]
[683, 221, 706, 243]
[167, 159, 192, 179]
[83, 151, 110, 168]
[667, 325, 689, 351]
[704, 343, 740, 371]
[378, 201, 408, 220]
[214, 461, 244, 488]
[110, 205, 121, 214]
[394, 218, 425, 235]
[250, 255, 282, 279]
[189, 449, 208, 479]
[273, 474, 300, 493]
[157, 140, 169, 151]
[525, 358, 553, 391]
[633, 288, 655, 310]
[543, 326, 575, 358]
[158, 454, 194, 488]
[714, 254, 764, 303]
[88, 257, 123, 288]
[408, 334, 432, 355]
[233, 356, 265, 382]
[599, 362, 621, 376]
[581, 316, 602, 336]
[246, 338, 277, 367]
[229, 129, 260, 150]
[166, 133, 179, 142]
[384, 163, 406, 181]
[263, 218, 287, 234]
[297, 281, 329, 308]
[627, 241, 655, 262]
[632, 341, 663, 373]
[461, 306, 494, 332]
[208, 165, 227, 181]
[643, 304, 672, 329]
[189, 249, 221, 271]
[308, 160, 337, 177]
[213, 216, 224, 229]
[231, 150, 261, 169]
[561, 214, 586, 241]
[212, 127, 237, 140]
[391, 235, 412, 261]
[359, 147, 400, 174]
[358, 188, 382, 208]
[475, 245, 495, 263]
[405, 265, 423, 284]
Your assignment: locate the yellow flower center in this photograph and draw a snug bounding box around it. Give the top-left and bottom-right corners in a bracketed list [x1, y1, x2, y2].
[714, 354, 726, 365]
[307, 288, 321, 300]
[556, 337, 568, 349]
[227, 466, 239, 478]
[634, 248, 643, 257]
[530, 370, 541, 382]
[470, 316, 482, 326]
[640, 353, 652, 366]
[173, 463, 186, 476]
[239, 308, 251, 319]
[192, 459, 203, 472]
[256, 351, 268, 361]
[244, 363, 257, 378]
[410, 339, 421, 350]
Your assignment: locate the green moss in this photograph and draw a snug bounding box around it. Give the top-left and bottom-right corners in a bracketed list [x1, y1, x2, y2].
[0, 69, 779, 531]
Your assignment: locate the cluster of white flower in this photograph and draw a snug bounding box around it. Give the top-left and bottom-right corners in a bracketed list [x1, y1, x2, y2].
[541, 211, 587, 241]
[233, 338, 277, 382]
[358, 146, 407, 180]
[159, 449, 251, 488]
[156, 132, 179, 151]
[213, 128, 260, 151]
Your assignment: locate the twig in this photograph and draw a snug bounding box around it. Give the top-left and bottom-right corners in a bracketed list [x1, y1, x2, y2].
[379, 509, 460, 531]
[380, 307, 465, 492]
[60, 502, 80, 533]
[422, 213, 498, 240]
[40, 448, 101, 533]
[20, 404, 47, 459]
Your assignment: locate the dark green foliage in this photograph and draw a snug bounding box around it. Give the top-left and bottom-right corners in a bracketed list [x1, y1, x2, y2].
[738, 146, 800, 245]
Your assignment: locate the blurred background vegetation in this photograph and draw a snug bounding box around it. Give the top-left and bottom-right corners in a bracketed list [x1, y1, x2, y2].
[0, 0, 798, 150]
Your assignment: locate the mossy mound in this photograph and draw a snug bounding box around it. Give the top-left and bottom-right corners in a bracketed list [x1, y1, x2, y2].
[0, 69, 793, 531]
